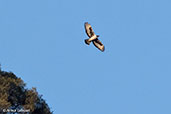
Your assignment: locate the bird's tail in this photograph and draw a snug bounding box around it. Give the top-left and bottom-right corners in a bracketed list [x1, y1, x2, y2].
[85, 39, 91, 45]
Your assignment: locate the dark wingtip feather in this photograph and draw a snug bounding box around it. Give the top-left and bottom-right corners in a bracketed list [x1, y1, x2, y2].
[85, 39, 91, 45]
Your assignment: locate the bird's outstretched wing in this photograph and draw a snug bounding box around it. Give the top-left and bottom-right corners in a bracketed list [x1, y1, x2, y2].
[84, 22, 95, 37]
[93, 39, 105, 52]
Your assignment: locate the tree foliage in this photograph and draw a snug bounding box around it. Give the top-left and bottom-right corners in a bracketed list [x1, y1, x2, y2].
[0, 68, 52, 114]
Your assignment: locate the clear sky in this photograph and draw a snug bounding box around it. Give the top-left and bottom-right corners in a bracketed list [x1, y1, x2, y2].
[0, 0, 171, 114]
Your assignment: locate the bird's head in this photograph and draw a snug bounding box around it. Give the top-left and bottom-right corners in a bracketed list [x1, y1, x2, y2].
[97, 35, 100, 37]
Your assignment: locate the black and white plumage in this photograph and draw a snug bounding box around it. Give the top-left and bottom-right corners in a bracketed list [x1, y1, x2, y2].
[84, 22, 105, 52]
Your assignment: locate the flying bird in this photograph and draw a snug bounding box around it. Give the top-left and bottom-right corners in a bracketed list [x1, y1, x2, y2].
[84, 22, 105, 52]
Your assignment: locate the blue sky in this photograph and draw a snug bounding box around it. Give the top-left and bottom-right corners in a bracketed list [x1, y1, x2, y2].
[0, 0, 171, 114]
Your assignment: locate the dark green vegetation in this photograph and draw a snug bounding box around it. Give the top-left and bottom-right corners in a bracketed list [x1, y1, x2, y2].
[0, 67, 52, 114]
